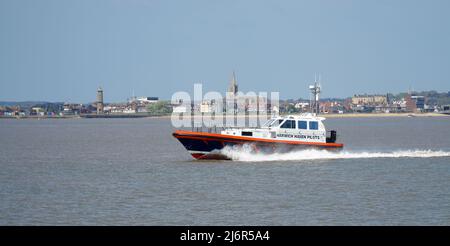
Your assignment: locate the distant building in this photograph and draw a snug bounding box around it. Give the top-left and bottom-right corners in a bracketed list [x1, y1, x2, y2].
[404, 94, 417, 112]
[173, 105, 188, 113]
[225, 72, 239, 114]
[129, 96, 159, 104]
[106, 103, 136, 114]
[96, 87, 104, 114]
[124, 96, 159, 113]
[0, 106, 22, 116]
[224, 71, 268, 114]
[390, 98, 408, 113]
[200, 101, 212, 113]
[0, 107, 4, 116]
[31, 107, 45, 116]
[294, 102, 309, 110]
[411, 95, 425, 110]
[227, 71, 238, 96]
[442, 105, 450, 112]
[404, 94, 426, 112]
[320, 101, 344, 114]
[62, 103, 82, 115]
[351, 94, 388, 106]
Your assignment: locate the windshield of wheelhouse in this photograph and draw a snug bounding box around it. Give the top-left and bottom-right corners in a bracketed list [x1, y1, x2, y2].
[262, 119, 275, 127]
[269, 119, 284, 127]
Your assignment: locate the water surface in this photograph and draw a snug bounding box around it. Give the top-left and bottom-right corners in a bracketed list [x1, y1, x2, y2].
[0, 117, 449, 225]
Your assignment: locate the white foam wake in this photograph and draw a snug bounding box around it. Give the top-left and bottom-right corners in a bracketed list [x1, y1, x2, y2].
[219, 145, 450, 162]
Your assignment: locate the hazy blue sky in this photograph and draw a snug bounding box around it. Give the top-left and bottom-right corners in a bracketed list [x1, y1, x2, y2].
[1, 0, 449, 102]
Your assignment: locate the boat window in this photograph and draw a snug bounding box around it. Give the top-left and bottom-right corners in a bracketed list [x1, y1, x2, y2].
[280, 120, 296, 129]
[298, 121, 307, 129]
[309, 121, 319, 130]
[270, 119, 284, 127]
[263, 119, 275, 127]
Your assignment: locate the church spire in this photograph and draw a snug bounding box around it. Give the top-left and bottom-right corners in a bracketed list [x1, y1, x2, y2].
[228, 71, 238, 95]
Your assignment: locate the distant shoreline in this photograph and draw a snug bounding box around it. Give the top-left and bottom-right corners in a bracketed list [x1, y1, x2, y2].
[151, 112, 450, 119]
[1, 112, 448, 120]
[319, 112, 449, 118]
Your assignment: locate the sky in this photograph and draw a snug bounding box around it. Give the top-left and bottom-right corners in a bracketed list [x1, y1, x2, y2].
[0, 0, 449, 102]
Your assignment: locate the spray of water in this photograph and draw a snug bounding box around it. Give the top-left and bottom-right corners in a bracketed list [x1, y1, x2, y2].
[219, 145, 450, 162]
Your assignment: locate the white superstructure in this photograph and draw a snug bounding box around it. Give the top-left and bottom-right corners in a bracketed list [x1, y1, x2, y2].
[221, 113, 332, 143]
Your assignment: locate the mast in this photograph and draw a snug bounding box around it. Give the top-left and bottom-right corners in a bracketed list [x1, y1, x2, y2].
[309, 77, 321, 115]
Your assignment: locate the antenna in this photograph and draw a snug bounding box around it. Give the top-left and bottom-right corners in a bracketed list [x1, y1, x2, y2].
[309, 77, 321, 115]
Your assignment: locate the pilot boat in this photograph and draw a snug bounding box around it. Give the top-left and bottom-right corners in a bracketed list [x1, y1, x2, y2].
[173, 113, 343, 160]
[173, 82, 344, 160]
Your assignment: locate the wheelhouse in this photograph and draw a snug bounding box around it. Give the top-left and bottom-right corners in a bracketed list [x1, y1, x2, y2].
[261, 114, 326, 132]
